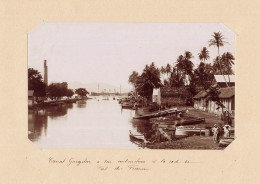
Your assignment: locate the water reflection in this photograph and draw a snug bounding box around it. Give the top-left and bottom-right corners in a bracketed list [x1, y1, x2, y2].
[76, 100, 87, 108]
[28, 110, 48, 142]
[48, 103, 73, 119]
[28, 98, 151, 149]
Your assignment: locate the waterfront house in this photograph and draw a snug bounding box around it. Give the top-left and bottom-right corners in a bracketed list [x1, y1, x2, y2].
[193, 90, 208, 111]
[28, 90, 35, 107]
[194, 87, 235, 114]
[160, 87, 189, 107]
[214, 75, 235, 87]
[152, 88, 161, 105]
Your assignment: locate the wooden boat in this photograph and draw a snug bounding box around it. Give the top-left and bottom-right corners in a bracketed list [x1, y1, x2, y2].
[175, 126, 210, 136]
[121, 103, 134, 109]
[129, 131, 146, 142]
[158, 128, 172, 141]
[133, 108, 183, 120]
[219, 137, 234, 147]
[158, 123, 176, 130]
[177, 118, 205, 126]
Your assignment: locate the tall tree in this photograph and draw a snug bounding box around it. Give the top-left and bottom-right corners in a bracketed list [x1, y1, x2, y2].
[194, 62, 214, 89]
[136, 63, 162, 100]
[183, 51, 194, 85]
[46, 82, 69, 99]
[221, 52, 235, 85]
[160, 66, 166, 84]
[128, 71, 140, 89]
[198, 47, 210, 63]
[28, 68, 46, 98]
[176, 55, 184, 81]
[66, 89, 74, 98]
[165, 63, 172, 79]
[208, 31, 229, 87]
[75, 88, 89, 98]
[212, 56, 222, 75]
[169, 66, 185, 87]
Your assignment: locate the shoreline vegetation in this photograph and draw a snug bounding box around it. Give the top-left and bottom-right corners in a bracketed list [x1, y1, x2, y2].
[132, 107, 233, 149]
[29, 31, 235, 149]
[126, 31, 235, 149]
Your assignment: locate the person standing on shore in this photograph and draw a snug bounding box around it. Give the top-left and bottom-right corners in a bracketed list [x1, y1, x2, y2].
[212, 124, 219, 143]
[223, 124, 231, 137]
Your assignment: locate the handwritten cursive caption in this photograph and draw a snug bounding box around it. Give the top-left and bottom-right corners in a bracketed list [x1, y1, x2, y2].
[48, 157, 202, 171]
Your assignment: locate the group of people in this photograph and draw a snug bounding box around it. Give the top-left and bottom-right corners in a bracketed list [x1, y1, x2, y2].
[212, 124, 231, 143]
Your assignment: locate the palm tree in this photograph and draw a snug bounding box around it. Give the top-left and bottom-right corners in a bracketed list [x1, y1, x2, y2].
[183, 51, 194, 85]
[176, 55, 184, 83]
[165, 63, 172, 81]
[221, 52, 235, 85]
[176, 55, 184, 71]
[198, 47, 210, 63]
[128, 71, 139, 89]
[213, 56, 222, 75]
[209, 31, 229, 87]
[136, 63, 162, 100]
[160, 66, 166, 84]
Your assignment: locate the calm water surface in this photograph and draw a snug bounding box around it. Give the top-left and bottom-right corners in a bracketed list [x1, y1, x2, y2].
[28, 97, 151, 149]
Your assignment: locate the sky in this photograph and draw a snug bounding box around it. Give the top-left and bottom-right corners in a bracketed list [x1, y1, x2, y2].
[28, 23, 235, 90]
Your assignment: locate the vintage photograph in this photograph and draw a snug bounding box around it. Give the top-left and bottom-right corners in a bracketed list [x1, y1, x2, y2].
[28, 23, 235, 149]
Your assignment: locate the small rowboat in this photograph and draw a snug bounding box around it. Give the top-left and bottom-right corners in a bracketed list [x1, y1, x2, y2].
[219, 137, 234, 147]
[175, 126, 210, 136]
[129, 131, 146, 142]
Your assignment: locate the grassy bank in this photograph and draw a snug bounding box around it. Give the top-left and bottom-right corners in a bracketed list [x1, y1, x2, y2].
[139, 107, 233, 149]
[146, 136, 224, 150]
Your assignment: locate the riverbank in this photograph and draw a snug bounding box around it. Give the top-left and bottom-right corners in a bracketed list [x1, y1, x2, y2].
[135, 106, 233, 149]
[146, 136, 223, 150]
[29, 98, 92, 110]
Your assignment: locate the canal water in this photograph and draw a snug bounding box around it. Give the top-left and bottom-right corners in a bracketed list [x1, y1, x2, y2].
[28, 97, 151, 149]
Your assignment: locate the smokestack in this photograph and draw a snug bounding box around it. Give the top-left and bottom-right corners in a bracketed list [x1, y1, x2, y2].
[44, 60, 48, 85]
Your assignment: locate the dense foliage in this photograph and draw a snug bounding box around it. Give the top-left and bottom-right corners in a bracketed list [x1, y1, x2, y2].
[128, 31, 235, 101]
[75, 88, 89, 98]
[47, 82, 74, 99]
[28, 68, 46, 97]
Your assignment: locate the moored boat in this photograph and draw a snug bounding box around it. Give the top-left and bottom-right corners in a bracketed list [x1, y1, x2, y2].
[129, 131, 146, 142]
[133, 108, 183, 120]
[175, 126, 210, 136]
[219, 137, 234, 147]
[121, 103, 134, 109]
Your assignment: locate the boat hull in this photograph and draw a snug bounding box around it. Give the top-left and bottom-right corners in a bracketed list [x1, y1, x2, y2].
[133, 109, 183, 120]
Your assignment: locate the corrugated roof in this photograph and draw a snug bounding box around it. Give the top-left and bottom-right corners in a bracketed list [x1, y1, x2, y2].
[214, 75, 235, 83]
[28, 90, 34, 97]
[219, 87, 235, 98]
[193, 87, 235, 99]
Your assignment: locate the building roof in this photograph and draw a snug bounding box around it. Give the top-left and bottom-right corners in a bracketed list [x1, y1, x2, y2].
[214, 75, 235, 83]
[193, 90, 207, 99]
[28, 90, 34, 97]
[219, 87, 235, 98]
[193, 87, 235, 99]
[160, 87, 189, 97]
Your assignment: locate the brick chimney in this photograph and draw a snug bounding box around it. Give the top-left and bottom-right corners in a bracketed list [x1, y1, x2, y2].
[44, 60, 48, 85]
